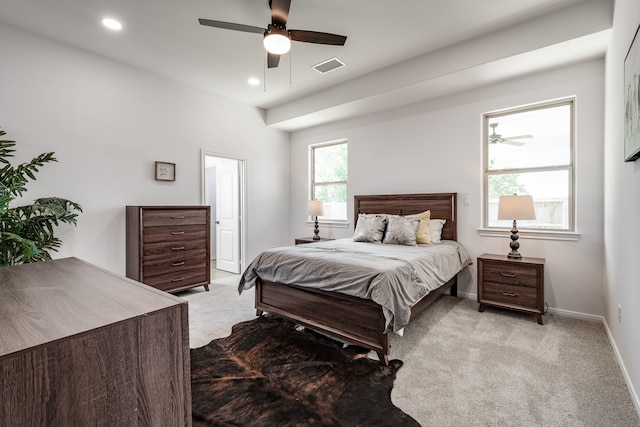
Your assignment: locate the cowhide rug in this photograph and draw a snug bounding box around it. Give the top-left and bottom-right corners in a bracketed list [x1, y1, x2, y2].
[190, 315, 420, 427]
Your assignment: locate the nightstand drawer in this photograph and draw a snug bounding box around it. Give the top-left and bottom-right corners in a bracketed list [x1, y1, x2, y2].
[482, 263, 538, 288]
[482, 282, 538, 309]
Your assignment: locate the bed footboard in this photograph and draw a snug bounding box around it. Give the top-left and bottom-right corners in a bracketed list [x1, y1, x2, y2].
[254, 275, 458, 365]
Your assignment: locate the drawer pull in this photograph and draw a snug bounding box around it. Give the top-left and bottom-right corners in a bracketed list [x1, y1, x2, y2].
[171, 246, 185, 251]
[171, 231, 185, 235]
[171, 216, 185, 219]
[171, 277, 184, 282]
[500, 272, 518, 278]
[500, 291, 518, 297]
[171, 261, 185, 267]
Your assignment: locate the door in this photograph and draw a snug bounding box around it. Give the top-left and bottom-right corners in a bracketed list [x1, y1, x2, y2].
[202, 152, 244, 274]
[215, 158, 240, 273]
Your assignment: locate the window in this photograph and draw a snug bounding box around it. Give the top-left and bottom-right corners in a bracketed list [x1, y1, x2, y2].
[484, 99, 574, 231]
[310, 140, 348, 222]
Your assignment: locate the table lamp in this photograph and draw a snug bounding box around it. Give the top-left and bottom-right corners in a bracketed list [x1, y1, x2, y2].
[497, 194, 536, 259]
[307, 200, 325, 240]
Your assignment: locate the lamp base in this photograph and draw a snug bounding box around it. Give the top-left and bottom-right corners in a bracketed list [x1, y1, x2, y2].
[507, 220, 522, 259]
[313, 217, 320, 240]
[507, 250, 522, 259]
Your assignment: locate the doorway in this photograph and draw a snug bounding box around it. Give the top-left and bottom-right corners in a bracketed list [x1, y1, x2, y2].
[201, 150, 245, 274]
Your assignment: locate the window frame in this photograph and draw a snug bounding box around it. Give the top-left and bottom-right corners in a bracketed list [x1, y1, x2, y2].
[482, 98, 577, 236]
[309, 139, 348, 225]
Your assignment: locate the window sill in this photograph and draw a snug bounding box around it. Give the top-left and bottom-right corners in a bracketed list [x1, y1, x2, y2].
[307, 220, 350, 229]
[477, 228, 581, 242]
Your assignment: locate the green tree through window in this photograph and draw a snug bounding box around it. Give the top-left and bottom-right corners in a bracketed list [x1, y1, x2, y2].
[311, 141, 347, 221]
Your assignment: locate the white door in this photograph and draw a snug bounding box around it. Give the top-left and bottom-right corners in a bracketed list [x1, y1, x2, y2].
[215, 158, 240, 273]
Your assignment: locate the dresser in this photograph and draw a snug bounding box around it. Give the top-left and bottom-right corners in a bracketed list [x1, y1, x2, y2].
[477, 253, 545, 324]
[126, 205, 210, 293]
[0, 257, 192, 426]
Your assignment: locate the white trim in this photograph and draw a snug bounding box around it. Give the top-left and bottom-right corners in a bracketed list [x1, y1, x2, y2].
[603, 318, 640, 419]
[306, 220, 350, 229]
[477, 227, 581, 242]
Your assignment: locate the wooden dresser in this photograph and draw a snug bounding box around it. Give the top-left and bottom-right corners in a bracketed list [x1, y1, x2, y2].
[126, 205, 210, 293]
[0, 257, 192, 426]
[477, 253, 545, 324]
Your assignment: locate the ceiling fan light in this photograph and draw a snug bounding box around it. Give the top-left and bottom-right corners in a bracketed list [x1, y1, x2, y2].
[263, 31, 291, 55]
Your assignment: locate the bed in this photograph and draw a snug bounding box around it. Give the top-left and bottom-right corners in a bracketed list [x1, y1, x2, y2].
[239, 193, 469, 365]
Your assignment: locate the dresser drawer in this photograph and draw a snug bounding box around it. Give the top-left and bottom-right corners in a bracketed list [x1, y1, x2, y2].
[143, 252, 209, 279]
[482, 282, 538, 309]
[143, 239, 208, 261]
[482, 263, 538, 288]
[143, 225, 207, 244]
[144, 268, 209, 292]
[142, 209, 208, 227]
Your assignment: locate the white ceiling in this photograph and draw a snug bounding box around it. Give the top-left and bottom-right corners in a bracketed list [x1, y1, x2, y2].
[0, 0, 612, 131]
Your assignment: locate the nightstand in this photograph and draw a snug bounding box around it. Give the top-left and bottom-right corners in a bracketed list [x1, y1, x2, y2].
[477, 253, 545, 324]
[294, 237, 334, 245]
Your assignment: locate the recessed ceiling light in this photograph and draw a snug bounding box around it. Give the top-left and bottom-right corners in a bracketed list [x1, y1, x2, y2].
[247, 78, 260, 86]
[102, 18, 122, 31]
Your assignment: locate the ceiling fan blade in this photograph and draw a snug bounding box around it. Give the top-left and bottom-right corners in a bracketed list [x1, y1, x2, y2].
[503, 140, 526, 146]
[267, 52, 281, 68]
[270, 0, 291, 27]
[198, 19, 265, 34]
[504, 135, 533, 140]
[289, 30, 347, 45]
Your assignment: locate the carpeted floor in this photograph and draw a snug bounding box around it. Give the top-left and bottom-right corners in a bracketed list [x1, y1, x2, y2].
[179, 274, 640, 427]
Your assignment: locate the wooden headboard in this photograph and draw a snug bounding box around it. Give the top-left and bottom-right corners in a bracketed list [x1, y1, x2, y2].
[353, 193, 457, 241]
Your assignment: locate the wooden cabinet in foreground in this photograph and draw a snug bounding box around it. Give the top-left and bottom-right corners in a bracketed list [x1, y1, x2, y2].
[0, 257, 192, 426]
[126, 205, 211, 293]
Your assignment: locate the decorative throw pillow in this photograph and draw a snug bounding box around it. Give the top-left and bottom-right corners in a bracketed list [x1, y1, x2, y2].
[429, 219, 446, 243]
[382, 215, 420, 246]
[405, 210, 431, 244]
[353, 214, 387, 243]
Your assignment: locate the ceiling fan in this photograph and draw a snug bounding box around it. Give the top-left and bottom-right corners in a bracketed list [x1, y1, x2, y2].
[489, 123, 532, 146]
[198, 0, 347, 69]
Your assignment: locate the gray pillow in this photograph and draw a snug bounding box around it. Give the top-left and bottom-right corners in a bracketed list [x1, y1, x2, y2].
[353, 214, 387, 243]
[382, 215, 420, 246]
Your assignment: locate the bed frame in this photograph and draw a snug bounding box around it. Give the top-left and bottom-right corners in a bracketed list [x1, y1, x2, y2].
[254, 193, 458, 365]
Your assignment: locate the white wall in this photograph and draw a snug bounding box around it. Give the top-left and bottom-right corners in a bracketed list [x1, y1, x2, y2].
[0, 23, 291, 274]
[291, 59, 605, 318]
[604, 0, 640, 413]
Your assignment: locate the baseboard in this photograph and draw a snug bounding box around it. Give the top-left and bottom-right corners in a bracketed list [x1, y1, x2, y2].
[455, 292, 603, 322]
[454, 291, 640, 419]
[602, 318, 640, 420]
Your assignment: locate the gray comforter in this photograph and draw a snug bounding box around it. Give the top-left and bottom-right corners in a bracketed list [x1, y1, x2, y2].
[239, 238, 471, 333]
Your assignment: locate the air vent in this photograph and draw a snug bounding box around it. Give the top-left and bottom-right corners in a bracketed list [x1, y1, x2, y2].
[313, 57, 345, 74]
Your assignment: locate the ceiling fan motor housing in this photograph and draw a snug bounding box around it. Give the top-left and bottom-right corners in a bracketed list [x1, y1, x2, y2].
[263, 25, 291, 54]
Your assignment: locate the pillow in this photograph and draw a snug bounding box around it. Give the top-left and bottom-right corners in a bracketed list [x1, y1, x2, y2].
[405, 210, 431, 244]
[353, 214, 387, 243]
[382, 215, 420, 246]
[429, 219, 446, 243]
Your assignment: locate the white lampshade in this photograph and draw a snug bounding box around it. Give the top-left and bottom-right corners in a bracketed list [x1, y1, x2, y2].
[307, 200, 325, 217]
[263, 28, 291, 55]
[498, 195, 536, 221]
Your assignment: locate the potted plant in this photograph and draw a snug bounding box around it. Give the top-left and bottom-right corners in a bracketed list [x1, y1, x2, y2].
[0, 128, 82, 266]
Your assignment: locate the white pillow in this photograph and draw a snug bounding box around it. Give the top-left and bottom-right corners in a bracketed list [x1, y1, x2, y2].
[429, 219, 446, 243]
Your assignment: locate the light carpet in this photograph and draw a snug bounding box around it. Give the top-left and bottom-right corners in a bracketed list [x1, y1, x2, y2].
[179, 275, 640, 427]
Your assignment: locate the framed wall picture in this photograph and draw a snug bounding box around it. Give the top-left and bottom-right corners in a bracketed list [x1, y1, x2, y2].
[155, 161, 176, 181]
[624, 22, 640, 162]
